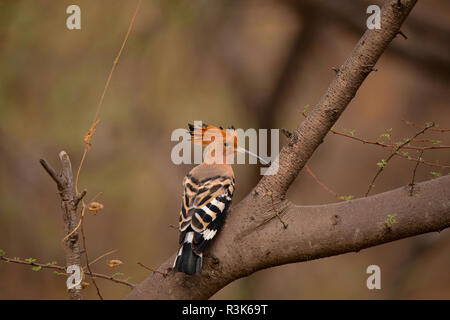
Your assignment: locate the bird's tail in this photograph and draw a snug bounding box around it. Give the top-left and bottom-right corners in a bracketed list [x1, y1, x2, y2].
[173, 232, 202, 275]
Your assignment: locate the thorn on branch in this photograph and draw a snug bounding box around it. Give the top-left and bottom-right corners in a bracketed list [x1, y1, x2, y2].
[397, 30, 408, 39]
[280, 128, 292, 138]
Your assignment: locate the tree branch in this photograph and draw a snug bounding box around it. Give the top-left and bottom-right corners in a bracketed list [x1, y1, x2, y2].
[0, 256, 134, 288]
[127, 175, 449, 299]
[257, 0, 418, 196]
[40, 151, 83, 300]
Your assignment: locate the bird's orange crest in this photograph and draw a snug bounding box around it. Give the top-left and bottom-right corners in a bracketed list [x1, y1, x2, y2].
[188, 123, 237, 149]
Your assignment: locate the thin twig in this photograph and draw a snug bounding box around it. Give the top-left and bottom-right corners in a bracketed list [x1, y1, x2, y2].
[39, 159, 63, 188]
[137, 262, 167, 277]
[61, 205, 85, 248]
[409, 150, 424, 196]
[74, 189, 87, 207]
[325, 127, 449, 168]
[75, 0, 142, 191]
[67, 1, 141, 299]
[365, 123, 435, 196]
[302, 108, 449, 153]
[83, 249, 118, 271]
[329, 129, 449, 151]
[395, 152, 449, 168]
[1, 256, 135, 288]
[81, 222, 103, 300]
[403, 119, 450, 133]
[305, 165, 339, 198]
[397, 30, 408, 39]
[268, 192, 288, 229]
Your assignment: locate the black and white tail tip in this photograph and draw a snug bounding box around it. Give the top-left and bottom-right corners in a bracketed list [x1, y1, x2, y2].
[173, 231, 202, 275]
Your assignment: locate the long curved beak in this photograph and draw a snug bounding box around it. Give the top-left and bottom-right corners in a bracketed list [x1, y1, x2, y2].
[236, 147, 269, 165]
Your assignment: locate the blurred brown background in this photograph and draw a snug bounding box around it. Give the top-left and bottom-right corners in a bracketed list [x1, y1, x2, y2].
[0, 0, 449, 299]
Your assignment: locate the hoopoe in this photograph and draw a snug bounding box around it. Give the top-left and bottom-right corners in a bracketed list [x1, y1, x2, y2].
[173, 123, 265, 275]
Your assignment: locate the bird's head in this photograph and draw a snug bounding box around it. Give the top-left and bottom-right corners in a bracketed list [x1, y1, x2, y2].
[188, 123, 267, 165]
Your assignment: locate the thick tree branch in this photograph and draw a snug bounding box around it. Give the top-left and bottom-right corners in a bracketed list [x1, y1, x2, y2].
[257, 0, 418, 196]
[40, 151, 83, 300]
[124, 0, 430, 300]
[127, 175, 449, 299]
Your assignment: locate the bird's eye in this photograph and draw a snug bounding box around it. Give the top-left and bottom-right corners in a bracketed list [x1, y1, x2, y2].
[224, 142, 229, 147]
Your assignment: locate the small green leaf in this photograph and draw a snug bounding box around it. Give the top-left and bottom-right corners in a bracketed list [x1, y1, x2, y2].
[339, 195, 355, 201]
[32, 266, 42, 272]
[0, 249, 4, 257]
[377, 159, 387, 168]
[430, 171, 442, 178]
[431, 140, 441, 145]
[379, 133, 390, 140]
[53, 271, 66, 276]
[25, 258, 37, 263]
[302, 104, 311, 117]
[112, 272, 125, 278]
[46, 261, 57, 266]
[385, 214, 398, 228]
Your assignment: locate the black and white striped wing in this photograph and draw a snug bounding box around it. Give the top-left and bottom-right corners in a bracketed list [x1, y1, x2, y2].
[178, 175, 235, 254]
